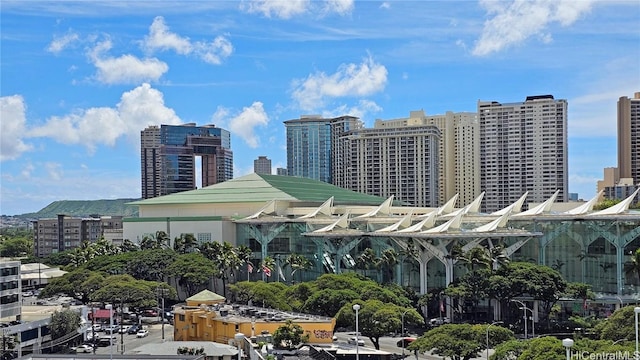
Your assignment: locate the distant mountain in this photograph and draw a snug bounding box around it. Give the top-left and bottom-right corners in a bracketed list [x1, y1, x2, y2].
[16, 199, 140, 219]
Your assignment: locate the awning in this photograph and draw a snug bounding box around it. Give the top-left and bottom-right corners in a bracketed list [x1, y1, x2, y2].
[89, 309, 114, 319]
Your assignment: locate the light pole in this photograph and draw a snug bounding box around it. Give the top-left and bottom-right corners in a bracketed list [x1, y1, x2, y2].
[401, 310, 409, 357]
[106, 303, 114, 360]
[511, 299, 533, 338]
[157, 287, 170, 342]
[234, 333, 244, 360]
[635, 307, 640, 358]
[353, 304, 360, 360]
[486, 321, 502, 360]
[562, 338, 574, 360]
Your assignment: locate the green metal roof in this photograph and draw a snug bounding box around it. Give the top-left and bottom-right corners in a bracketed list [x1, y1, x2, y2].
[128, 173, 387, 206]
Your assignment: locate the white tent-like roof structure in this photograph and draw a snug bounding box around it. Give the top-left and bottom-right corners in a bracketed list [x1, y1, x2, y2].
[588, 188, 640, 216]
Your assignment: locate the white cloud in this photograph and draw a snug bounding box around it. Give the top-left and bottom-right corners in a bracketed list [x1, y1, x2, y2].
[89, 39, 169, 84]
[220, 102, 270, 148]
[28, 84, 181, 153]
[143, 16, 192, 55]
[47, 31, 80, 54]
[142, 16, 233, 65]
[380, 2, 390, 10]
[45, 162, 63, 181]
[322, 0, 354, 16]
[241, 0, 353, 19]
[0, 95, 33, 161]
[21, 162, 35, 180]
[321, 99, 383, 121]
[473, 0, 593, 56]
[291, 55, 388, 111]
[241, 0, 309, 19]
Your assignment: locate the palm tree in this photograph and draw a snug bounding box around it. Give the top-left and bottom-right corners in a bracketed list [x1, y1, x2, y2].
[457, 247, 491, 272]
[399, 240, 419, 286]
[285, 253, 312, 283]
[356, 248, 378, 271]
[234, 245, 254, 281]
[379, 248, 398, 283]
[173, 233, 198, 254]
[625, 248, 640, 288]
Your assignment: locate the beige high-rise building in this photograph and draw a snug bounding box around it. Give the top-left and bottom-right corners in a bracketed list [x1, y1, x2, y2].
[373, 110, 479, 207]
[335, 121, 440, 207]
[618, 92, 640, 184]
[478, 95, 568, 213]
[253, 156, 272, 174]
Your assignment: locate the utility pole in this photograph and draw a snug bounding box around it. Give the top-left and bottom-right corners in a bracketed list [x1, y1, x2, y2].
[156, 287, 169, 342]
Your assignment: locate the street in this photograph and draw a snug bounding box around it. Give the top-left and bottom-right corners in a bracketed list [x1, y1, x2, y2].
[91, 323, 173, 355]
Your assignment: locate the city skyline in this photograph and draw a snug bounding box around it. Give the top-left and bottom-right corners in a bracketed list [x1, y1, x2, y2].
[1, 1, 639, 215]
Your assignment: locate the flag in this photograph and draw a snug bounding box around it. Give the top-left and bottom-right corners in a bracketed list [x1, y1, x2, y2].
[439, 299, 445, 313]
[247, 263, 253, 273]
[583, 298, 588, 310]
[278, 265, 287, 282]
[262, 265, 271, 277]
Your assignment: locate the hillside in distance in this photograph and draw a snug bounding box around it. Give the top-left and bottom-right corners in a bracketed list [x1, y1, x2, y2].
[18, 199, 140, 219]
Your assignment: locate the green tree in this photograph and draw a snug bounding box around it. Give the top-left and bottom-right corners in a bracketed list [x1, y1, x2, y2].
[595, 305, 639, 342]
[272, 319, 309, 349]
[0, 236, 33, 257]
[624, 248, 640, 286]
[409, 323, 513, 360]
[285, 253, 312, 283]
[140, 231, 170, 250]
[303, 289, 360, 317]
[49, 308, 82, 349]
[89, 274, 171, 309]
[125, 248, 176, 281]
[336, 300, 424, 350]
[167, 252, 216, 298]
[173, 233, 198, 254]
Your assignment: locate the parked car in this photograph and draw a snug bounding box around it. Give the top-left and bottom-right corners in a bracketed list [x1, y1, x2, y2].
[72, 344, 94, 353]
[136, 329, 149, 338]
[429, 317, 450, 326]
[103, 325, 120, 334]
[118, 325, 131, 334]
[91, 324, 103, 332]
[127, 324, 141, 334]
[347, 337, 365, 346]
[142, 309, 158, 317]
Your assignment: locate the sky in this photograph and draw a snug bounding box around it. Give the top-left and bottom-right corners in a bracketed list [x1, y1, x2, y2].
[1, 0, 639, 216]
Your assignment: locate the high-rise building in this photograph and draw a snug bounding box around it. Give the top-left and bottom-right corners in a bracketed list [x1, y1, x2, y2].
[254, 156, 272, 174]
[373, 110, 479, 207]
[478, 95, 568, 212]
[285, 115, 362, 183]
[276, 167, 288, 176]
[141, 124, 233, 199]
[335, 123, 440, 207]
[618, 92, 640, 184]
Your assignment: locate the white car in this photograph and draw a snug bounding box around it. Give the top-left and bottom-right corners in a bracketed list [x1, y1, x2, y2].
[73, 344, 94, 353]
[136, 329, 149, 338]
[347, 337, 365, 346]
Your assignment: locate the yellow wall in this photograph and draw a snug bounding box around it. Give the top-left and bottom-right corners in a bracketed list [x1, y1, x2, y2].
[173, 308, 336, 345]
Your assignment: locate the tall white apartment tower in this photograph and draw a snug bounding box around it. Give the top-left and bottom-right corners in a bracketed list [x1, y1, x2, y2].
[336, 123, 440, 207]
[478, 95, 568, 212]
[373, 110, 479, 207]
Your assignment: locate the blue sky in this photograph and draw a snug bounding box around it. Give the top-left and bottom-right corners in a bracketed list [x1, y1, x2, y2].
[1, 0, 639, 216]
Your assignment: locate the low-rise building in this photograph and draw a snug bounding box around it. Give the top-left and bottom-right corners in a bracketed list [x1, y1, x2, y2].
[173, 290, 336, 346]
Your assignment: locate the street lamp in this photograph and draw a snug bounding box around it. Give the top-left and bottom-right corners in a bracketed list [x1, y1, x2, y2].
[234, 333, 244, 360]
[353, 304, 360, 360]
[486, 321, 502, 360]
[634, 307, 640, 358]
[511, 299, 533, 338]
[562, 338, 574, 360]
[401, 310, 409, 357]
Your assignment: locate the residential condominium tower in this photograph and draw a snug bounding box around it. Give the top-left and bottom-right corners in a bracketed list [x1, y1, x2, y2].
[141, 124, 233, 199]
[478, 95, 568, 212]
[372, 110, 479, 207]
[618, 92, 640, 185]
[334, 122, 440, 207]
[254, 156, 272, 174]
[285, 115, 362, 183]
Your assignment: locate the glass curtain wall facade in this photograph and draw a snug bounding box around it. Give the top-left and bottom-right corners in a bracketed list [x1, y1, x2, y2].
[285, 116, 333, 183]
[235, 216, 640, 296]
